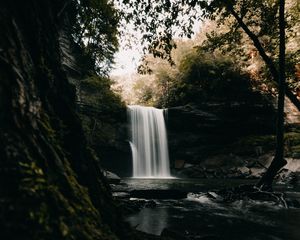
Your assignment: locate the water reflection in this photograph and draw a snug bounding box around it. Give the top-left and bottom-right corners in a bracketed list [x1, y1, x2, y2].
[126, 198, 300, 240]
[122, 179, 300, 239]
[126, 207, 168, 235]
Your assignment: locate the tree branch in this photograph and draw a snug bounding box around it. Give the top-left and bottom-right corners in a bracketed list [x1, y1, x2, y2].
[228, 5, 300, 111]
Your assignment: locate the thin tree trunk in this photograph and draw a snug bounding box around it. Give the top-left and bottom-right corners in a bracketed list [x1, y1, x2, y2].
[256, 0, 287, 189]
[229, 5, 300, 111]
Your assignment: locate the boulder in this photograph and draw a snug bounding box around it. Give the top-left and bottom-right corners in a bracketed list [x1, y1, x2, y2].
[103, 170, 121, 184]
[174, 159, 185, 169]
[237, 166, 251, 177]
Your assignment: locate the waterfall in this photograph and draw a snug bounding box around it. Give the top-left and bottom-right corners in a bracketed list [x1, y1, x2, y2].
[128, 105, 171, 178]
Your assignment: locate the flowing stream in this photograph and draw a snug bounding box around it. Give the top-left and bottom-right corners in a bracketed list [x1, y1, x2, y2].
[128, 105, 171, 178]
[112, 178, 300, 240]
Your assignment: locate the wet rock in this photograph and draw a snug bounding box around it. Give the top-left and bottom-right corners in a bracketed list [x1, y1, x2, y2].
[289, 172, 300, 185]
[277, 168, 293, 181]
[103, 170, 121, 184]
[117, 199, 149, 214]
[237, 166, 250, 175]
[112, 192, 130, 198]
[248, 191, 284, 203]
[216, 184, 289, 207]
[285, 199, 300, 208]
[145, 200, 157, 208]
[167, 103, 276, 166]
[207, 192, 224, 202]
[248, 167, 265, 178]
[184, 163, 194, 168]
[175, 164, 256, 179]
[174, 159, 185, 169]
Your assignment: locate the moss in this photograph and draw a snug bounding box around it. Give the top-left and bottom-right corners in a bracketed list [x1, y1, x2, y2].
[285, 132, 300, 146]
[285, 131, 300, 157]
[219, 135, 276, 156]
[5, 144, 119, 240]
[216, 130, 300, 158]
[0, 1, 130, 239]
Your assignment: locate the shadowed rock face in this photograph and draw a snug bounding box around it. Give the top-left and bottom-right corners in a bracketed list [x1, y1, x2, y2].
[167, 101, 276, 166]
[0, 1, 128, 239]
[58, 16, 132, 178]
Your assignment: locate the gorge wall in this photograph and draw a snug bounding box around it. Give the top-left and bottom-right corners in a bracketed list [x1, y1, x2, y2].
[0, 1, 131, 239]
[166, 98, 279, 177]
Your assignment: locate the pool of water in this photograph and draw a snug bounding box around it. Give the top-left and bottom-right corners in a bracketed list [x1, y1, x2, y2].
[117, 178, 300, 240]
[114, 178, 258, 192]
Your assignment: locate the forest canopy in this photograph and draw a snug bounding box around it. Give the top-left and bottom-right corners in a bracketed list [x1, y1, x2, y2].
[114, 0, 299, 107]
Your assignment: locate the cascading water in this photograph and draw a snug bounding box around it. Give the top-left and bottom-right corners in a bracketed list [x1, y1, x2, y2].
[128, 105, 171, 178]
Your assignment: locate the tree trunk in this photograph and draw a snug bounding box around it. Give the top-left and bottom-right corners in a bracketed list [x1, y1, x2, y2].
[0, 1, 126, 239]
[256, 0, 287, 190]
[229, 4, 300, 112]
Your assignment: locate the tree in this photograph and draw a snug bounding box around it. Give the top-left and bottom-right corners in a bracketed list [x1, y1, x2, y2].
[0, 1, 126, 239]
[257, 0, 287, 189]
[70, 0, 119, 75]
[119, 0, 299, 108]
[119, 0, 296, 188]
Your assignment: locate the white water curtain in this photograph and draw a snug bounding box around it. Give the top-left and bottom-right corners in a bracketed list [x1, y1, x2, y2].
[128, 105, 171, 178]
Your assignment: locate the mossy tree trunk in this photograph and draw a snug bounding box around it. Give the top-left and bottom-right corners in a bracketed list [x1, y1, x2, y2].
[0, 1, 128, 239]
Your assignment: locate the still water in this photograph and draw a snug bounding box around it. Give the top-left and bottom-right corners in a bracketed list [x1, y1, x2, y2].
[119, 178, 300, 240]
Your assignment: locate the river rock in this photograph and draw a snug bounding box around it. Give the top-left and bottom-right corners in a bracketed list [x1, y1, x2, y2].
[174, 159, 185, 169]
[184, 163, 194, 168]
[103, 170, 121, 184]
[248, 167, 265, 178]
[207, 192, 224, 202]
[237, 166, 250, 175]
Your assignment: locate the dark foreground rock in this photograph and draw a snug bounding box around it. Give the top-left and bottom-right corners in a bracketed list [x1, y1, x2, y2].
[161, 228, 224, 240]
[117, 198, 157, 215]
[206, 184, 292, 207]
[0, 2, 138, 240]
[104, 170, 121, 184]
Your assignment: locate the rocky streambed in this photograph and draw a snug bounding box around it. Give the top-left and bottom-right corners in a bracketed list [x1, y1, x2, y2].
[111, 178, 300, 240]
[172, 153, 300, 182]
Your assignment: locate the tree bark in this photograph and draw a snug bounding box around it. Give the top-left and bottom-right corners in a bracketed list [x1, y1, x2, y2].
[229, 4, 300, 111]
[0, 1, 125, 239]
[256, 0, 287, 189]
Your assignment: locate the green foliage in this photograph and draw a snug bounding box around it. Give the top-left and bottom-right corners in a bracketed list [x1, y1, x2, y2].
[177, 51, 252, 101]
[78, 74, 126, 152]
[201, 0, 299, 89]
[117, 0, 201, 63]
[133, 44, 260, 108]
[120, 0, 299, 93]
[80, 75, 125, 112]
[224, 135, 276, 156]
[284, 129, 300, 157]
[70, 0, 119, 75]
[133, 83, 154, 105]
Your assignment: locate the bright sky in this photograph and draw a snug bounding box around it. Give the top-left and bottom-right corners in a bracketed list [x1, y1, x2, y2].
[110, 48, 142, 76]
[110, 21, 201, 77]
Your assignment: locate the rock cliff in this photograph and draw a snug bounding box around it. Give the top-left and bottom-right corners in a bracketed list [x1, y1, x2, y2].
[0, 1, 130, 239]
